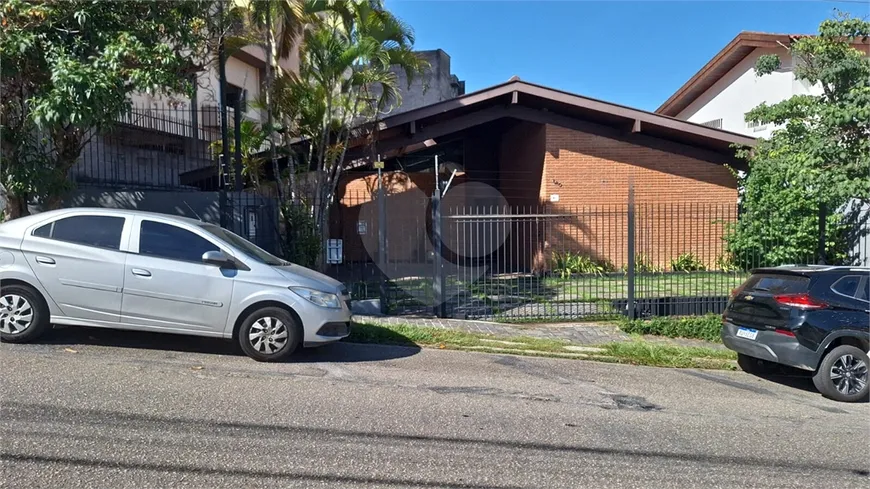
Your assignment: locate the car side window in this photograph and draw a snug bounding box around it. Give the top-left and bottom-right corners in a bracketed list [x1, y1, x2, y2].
[31, 215, 125, 250]
[858, 278, 869, 302]
[138, 220, 219, 263]
[831, 275, 861, 299]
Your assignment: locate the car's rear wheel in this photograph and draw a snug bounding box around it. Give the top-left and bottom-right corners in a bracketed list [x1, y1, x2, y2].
[0, 284, 49, 344]
[238, 307, 301, 362]
[813, 345, 869, 403]
[737, 353, 779, 375]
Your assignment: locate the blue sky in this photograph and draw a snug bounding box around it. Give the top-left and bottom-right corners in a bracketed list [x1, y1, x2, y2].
[386, 1, 867, 111]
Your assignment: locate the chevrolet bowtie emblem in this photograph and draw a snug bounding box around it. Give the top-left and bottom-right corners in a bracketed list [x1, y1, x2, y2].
[744, 295, 754, 301]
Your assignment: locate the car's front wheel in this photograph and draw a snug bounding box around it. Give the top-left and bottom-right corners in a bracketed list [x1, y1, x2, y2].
[813, 345, 869, 403]
[238, 307, 301, 362]
[0, 284, 50, 344]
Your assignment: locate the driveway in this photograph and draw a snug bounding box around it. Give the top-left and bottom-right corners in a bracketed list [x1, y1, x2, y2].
[2, 328, 868, 488]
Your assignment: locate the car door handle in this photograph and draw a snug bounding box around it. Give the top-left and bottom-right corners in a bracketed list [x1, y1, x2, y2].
[131, 268, 152, 277]
[35, 256, 56, 265]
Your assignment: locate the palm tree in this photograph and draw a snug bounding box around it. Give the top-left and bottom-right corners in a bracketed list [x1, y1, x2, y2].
[272, 1, 425, 267]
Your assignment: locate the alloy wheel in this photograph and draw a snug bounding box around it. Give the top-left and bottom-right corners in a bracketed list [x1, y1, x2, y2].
[830, 354, 868, 396]
[0, 294, 34, 335]
[248, 317, 289, 354]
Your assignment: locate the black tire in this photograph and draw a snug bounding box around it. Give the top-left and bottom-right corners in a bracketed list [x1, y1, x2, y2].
[813, 345, 869, 403]
[0, 283, 50, 344]
[737, 353, 779, 375]
[238, 307, 301, 362]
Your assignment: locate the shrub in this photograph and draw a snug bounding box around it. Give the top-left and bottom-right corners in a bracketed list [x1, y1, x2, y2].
[670, 252, 707, 272]
[550, 251, 614, 278]
[621, 253, 663, 274]
[283, 203, 320, 268]
[714, 253, 742, 273]
[618, 314, 722, 343]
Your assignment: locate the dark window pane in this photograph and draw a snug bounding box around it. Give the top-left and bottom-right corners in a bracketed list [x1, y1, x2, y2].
[831, 276, 861, 298]
[139, 221, 218, 263]
[743, 274, 809, 294]
[33, 223, 52, 238]
[858, 278, 869, 302]
[50, 216, 125, 250]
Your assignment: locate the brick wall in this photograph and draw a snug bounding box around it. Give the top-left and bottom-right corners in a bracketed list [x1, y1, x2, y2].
[536, 125, 739, 271]
[335, 171, 468, 263]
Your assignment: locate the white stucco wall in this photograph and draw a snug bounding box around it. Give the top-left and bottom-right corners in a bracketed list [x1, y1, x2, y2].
[676, 48, 821, 138]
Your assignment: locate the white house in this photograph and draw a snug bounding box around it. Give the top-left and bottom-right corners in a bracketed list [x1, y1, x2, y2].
[658, 31, 870, 266]
[657, 32, 870, 138]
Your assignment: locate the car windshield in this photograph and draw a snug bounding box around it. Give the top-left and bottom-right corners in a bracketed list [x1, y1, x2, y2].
[200, 224, 288, 267]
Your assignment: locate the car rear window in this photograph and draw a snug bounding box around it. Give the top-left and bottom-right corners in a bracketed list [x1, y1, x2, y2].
[831, 275, 862, 298]
[742, 274, 810, 294]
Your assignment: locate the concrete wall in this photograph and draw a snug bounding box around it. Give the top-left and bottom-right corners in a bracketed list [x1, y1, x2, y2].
[380, 50, 465, 116]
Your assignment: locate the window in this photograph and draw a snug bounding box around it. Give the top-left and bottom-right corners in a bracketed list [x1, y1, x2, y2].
[744, 274, 809, 294]
[746, 120, 769, 132]
[33, 223, 52, 238]
[831, 275, 862, 298]
[138, 220, 219, 263]
[200, 224, 285, 266]
[32, 215, 125, 250]
[858, 279, 869, 302]
[700, 118, 723, 129]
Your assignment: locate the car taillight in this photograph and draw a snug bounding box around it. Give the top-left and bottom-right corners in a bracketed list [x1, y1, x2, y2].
[773, 293, 827, 310]
[774, 329, 796, 337]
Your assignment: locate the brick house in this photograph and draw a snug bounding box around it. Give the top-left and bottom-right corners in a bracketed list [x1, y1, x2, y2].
[333, 78, 755, 273]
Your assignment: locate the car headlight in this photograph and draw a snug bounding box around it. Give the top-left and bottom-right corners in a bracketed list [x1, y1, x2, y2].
[289, 287, 341, 309]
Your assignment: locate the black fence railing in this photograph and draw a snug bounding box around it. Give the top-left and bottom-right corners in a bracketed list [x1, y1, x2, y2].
[324, 187, 868, 322]
[72, 105, 253, 191]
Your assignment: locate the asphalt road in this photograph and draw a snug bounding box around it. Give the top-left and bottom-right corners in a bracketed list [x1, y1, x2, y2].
[1, 327, 868, 489]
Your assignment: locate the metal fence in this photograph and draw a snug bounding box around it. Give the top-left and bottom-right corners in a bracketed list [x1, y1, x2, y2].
[326, 185, 867, 322]
[68, 105, 283, 255]
[72, 105, 247, 191]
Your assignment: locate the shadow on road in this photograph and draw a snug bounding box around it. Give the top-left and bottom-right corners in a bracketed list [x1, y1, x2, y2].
[35, 325, 421, 363]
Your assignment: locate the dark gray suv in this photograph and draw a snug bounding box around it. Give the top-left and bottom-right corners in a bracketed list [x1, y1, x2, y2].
[722, 266, 869, 402]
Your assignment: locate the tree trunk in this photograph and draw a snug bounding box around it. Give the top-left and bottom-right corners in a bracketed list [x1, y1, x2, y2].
[6, 194, 29, 219]
[284, 124, 297, 203]
[0, 181, 8, 219]
[264, 8, 284, 203]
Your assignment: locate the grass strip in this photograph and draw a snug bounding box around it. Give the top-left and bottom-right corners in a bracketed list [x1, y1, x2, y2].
[346, 322, 736, 370]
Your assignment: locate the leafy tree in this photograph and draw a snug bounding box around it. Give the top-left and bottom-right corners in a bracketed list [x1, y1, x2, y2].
[273, 0, 425, 268]
[0, 0, 220, 218]
[726, 14, 870, 267]
[210, 120, 267, 189]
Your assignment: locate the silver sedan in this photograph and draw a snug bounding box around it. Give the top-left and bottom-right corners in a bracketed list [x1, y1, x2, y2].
[0, 208, 352, 361]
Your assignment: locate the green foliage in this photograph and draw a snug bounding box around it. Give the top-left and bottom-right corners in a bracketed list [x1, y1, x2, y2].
[729, 14, 870, 265]
[550, 251, 614, 278]
[210, 120, 267, 189]
[619, 314, 723, 343]
[270, 0, 427, 268]
[0, 0, 218, 213]
[714, 253, 742, 273]
[630, 253, 663, 274]
[670, 252, 707, 272]
[283, 203, 320, 268]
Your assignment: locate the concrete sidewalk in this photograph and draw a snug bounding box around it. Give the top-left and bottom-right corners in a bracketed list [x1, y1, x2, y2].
[353, 314, 725, 349]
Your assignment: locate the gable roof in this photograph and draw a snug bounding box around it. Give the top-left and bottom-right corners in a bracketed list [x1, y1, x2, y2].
[350, 78, 755, 164]
[657, 31, 870, 117]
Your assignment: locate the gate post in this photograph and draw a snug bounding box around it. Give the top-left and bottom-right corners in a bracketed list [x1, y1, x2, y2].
[377, 157, 387, 314]
[626, 183, 636, 320]
[432, 156, 446, 318]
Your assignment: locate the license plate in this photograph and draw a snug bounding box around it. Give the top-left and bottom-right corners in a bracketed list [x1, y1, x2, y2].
[736, 327, 758, 340]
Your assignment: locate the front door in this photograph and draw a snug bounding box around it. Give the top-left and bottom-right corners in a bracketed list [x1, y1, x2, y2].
[120, 218, 234, 334]
[21, 214, 129, 323]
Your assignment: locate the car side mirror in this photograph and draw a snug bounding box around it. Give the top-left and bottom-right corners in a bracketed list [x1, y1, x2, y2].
[202, 250, 234, 268]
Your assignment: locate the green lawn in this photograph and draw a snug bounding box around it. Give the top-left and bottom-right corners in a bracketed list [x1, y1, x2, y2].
[350, 272, 747, 304]
[347, 321, 737, 370]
